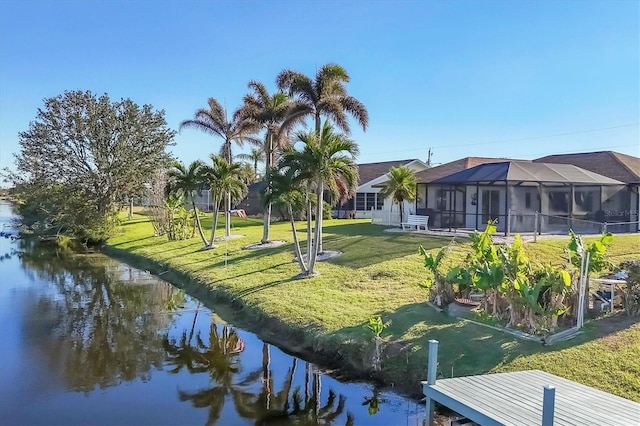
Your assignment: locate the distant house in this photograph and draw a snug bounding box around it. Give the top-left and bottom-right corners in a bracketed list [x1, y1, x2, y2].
[414, 157, 513, 228]
[425, 160, 627, 233]
[534, 151, 640, 227]
[334, 159, 429, 220]
[234, 181, 267, 216]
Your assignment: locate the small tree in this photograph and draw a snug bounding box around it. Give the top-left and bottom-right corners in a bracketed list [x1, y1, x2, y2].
[262, 166, 311, 274]
[201, 155, 247, 248]
[619, 260, 640, 317]
[419, 244, 454, 306]
[167, 160, 208, 246]
[377, 165, 417, 224]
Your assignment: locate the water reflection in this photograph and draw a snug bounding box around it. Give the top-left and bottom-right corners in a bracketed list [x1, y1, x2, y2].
[19, 241, 184, 392]
[0, 201, 423, 425]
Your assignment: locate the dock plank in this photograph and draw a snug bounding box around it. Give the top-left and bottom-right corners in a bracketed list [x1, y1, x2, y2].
[423, 370, 640, 425]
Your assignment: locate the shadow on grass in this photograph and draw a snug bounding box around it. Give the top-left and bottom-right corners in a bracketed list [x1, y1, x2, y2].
[233, 276, 297, 298]
[325, 234, 450, 268]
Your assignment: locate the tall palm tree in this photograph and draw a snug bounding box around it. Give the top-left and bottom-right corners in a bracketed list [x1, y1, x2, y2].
[180, 98, 258, 237]
[282, 122, 359, 275]
[378, 165, 417, 224]
[166, 160, 208, 246]
[240, 81, 305, 244]
[201, 155, 247, 248]
[277, 63, 367, 252]
[235, 147, 264, 178]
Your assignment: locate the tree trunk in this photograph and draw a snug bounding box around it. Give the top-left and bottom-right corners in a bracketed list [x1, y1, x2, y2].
[308, 182, 324, 275]
[399, 200, 404, 224]
[225, 191, 231, 237]
[192, 200, 208, 246]
[289, 204, 308, 273]
[209, 196, 220, 248]
[262, 132, 273, 244]
[314, 119, 325, 254]
[128, 197, 133, 220]
[307, 199, 313, 264]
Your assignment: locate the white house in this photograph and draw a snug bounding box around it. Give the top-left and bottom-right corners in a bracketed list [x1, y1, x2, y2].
[334, 159, 429, 224]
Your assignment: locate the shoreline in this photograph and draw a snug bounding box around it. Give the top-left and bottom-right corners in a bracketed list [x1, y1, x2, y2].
[101, 243, 412, 396]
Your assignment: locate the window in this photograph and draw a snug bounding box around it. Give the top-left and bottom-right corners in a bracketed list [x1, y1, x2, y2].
[366, 193, 376, 211]
[525, 192, 531, 209]
[375, 194, 384, 210]
[354, 192, 384, 210]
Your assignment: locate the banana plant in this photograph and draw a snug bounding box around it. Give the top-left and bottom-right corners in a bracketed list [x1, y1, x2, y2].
[419, 244, 454, 306]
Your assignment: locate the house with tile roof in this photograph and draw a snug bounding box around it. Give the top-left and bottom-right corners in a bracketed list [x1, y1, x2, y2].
[334, 159, 429, 220]
[409, 151, 639, 234]
[534, 151, 639, 227]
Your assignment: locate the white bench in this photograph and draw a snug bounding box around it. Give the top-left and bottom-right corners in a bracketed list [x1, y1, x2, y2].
[401, 214, 429, 231]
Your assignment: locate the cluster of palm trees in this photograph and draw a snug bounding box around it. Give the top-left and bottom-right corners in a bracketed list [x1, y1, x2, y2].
[169, 63, 368, 275]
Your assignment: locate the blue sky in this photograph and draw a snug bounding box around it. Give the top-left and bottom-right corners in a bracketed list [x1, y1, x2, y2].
[1, 0, 638, 174]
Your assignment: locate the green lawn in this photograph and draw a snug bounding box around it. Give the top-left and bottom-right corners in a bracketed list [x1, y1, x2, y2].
[106, 214, 640, 400]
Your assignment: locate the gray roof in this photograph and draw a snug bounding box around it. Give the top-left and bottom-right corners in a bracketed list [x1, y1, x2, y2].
[432, 161, 624, 185]
[357, 159, 417, 185]
[535, 151, 640, 184]
[415, 157, 516, 184]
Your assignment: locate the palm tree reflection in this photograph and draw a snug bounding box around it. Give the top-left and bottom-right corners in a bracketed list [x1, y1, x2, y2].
[164, 320, 245, 425]
[166, 322, 353, 425]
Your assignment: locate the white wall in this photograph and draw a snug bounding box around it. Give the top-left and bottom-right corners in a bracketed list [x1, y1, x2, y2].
[355, 160, 428, 223]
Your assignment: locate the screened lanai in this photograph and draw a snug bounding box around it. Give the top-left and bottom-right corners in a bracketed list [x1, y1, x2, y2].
[418, 161, 629, 234]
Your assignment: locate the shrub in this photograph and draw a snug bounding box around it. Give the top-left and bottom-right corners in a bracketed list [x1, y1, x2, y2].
[619, 260, 640, 317]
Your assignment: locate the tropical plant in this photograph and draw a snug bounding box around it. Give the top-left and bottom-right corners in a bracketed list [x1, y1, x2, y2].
[201, 155, 247, 248]
[262, 166, 311, 274]
[281, 122, 359, 276]
[567, 231, 614, 316]
[419, 244, 454, 306]
[180, 98, 258, 237]
[378, 165, 417, 224]
[277, 63, 368, 252]
[240, 81, 303, 244]
[619, 260, 640, 317]
[567, 231, 614, 273]
[277, 63, 369, 136]
[164, 194, 191, 241]
[167, 160, 208, 246]
[235, 147, 265, 179]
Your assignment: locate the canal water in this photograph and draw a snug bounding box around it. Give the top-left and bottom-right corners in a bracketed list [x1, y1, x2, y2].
[0, 201, 424, 425]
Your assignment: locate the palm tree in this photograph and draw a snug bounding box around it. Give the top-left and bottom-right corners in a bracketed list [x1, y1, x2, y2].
[201, 155, 247, 248]
[240, 81, 304, 244]
[180, 98, 258, 237]
[378, 165, 417, 224]
[263, 165, 311, 274]
[277, 63, 368, 252]
[235, 147, 264, 178]
[167, 160, 208, 246]
[282, 122, 358, 276]
[277, 63, 368, 139]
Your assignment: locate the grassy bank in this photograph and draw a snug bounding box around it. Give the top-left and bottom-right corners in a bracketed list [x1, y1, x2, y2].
[106, 214, 640, 401]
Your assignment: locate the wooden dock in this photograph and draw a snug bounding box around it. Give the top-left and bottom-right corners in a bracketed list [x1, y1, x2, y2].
[422, 341, 640, 425]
